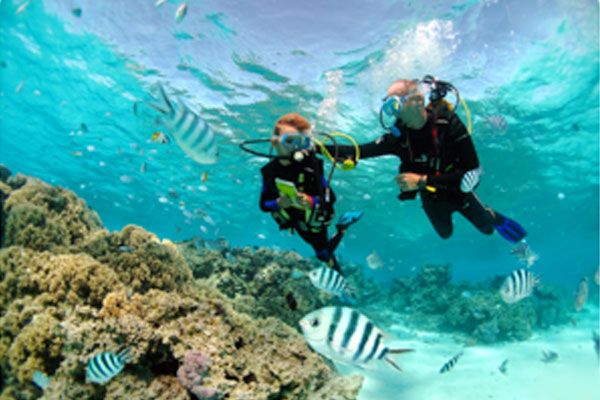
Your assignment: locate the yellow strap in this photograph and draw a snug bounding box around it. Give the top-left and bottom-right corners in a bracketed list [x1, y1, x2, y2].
[458, 95, 472, 134]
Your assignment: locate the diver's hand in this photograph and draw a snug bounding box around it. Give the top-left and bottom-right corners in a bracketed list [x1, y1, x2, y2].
[277, 196, 293, 209]
[396, 173, 424, 191]
[297, 193, 314, 209]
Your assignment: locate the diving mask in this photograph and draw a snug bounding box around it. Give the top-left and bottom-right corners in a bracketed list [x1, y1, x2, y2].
[280, 132, 312, 152]
[381, 95, 409, 118]
[379, 95, 410, 136]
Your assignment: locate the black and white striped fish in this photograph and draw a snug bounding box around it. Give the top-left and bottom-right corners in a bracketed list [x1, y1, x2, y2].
[499, 268, 539, 304]
[299, 306, 413, 371]
[307, 267, 355, 303]
[439, 351, 464, 374]
[460, 167, 481, 193]
[86, 349, 131, 384]
[148, 84, 218, 165]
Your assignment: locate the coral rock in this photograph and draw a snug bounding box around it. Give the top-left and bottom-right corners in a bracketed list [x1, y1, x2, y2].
[3, 178, 102, 252]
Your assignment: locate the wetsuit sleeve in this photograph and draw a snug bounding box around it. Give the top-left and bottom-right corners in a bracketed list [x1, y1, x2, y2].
[259, 167, 280, 212]
[425, 114, 480, 190]
[323, 133, 400, 162]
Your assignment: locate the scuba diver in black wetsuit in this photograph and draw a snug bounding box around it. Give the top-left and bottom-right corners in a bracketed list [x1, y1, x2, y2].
[258, 113, 363, 273]
[329, 77, 527, 243]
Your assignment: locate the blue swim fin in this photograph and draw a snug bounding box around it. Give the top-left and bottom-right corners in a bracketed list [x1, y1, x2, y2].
[493, 211, 527, 243]
[337, 211, 363, 230]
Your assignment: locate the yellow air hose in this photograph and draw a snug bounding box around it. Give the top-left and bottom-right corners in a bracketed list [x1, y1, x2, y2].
[312, 131, 360, 171]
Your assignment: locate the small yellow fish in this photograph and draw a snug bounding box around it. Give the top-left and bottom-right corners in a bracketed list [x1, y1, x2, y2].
[151, 131, 170, 144]
[574, 277, 589, 312]
[201, 172, 208, 182]
[71, 151, 83, 157]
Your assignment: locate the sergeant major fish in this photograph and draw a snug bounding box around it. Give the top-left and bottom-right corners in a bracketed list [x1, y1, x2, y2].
[307, 267, 355, 303]
[299, 306, 414, 372]
[86, 349, 131, 384]
[439, 351, 464, 374]
[148, 85, 218, 165]
[499, 268, 539, 304]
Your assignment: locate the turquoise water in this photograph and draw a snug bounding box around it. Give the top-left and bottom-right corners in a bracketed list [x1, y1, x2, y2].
[1, 0, 599, 397]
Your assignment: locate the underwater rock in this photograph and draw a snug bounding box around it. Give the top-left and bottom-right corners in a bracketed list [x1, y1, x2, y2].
[384, 264, 568, 343]
[0, 173, 359, 399]
[6, 173, 27, 190]
[311, 374, 364, 400]
[342, 262, 384, 305]
[3, 177, 102, 252]
[80, 225, 193, 294]
[0, 164, 11, 183]
[179, 242, 329, 329]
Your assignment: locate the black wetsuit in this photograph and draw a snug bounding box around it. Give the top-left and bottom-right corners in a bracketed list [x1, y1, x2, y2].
[259, 154, 345, 271]
[331, 106, 495, 239]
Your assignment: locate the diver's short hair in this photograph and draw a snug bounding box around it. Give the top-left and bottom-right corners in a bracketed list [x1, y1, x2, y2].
[273, 113, 311, 136]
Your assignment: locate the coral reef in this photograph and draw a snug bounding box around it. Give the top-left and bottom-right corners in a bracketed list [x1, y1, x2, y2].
[179, 240, 331, 329]
[0, 172, 362, 400]
[382, 264, 570, 343]
[2, 172, 102, 252]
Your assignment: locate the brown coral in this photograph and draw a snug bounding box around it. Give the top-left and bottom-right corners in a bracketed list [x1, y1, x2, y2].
[80, 225, 193, 294]
[3, 177, 102, 252]
[0, 174, 360, 400]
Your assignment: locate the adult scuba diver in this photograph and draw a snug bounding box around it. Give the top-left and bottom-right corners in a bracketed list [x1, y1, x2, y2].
[242, 113, 363, 274]
[328, 76, 527, 243]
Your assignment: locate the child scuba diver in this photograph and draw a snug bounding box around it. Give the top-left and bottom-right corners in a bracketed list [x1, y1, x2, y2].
[258, 113, 362, 274]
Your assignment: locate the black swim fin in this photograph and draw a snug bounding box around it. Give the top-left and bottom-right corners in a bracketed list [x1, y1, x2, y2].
[493, 211, 527, 243]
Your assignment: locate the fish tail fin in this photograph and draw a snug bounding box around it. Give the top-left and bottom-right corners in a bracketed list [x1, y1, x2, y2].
[384, 356, 403, 372]
[117, 348, 132, 363]
[148, 84, 175, 116]
[340, 286, 357, 305]
[388, 348, 415, 355]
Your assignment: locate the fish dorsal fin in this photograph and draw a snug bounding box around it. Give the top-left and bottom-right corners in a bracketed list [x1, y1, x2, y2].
[148, 85, 175, 117]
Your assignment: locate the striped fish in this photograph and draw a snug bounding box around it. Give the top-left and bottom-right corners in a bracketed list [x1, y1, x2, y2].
[439, 351, 464, 374]
[86, 349, 131, 384]
[460, 167, 481, 193]
[148, 84, 218, 165]
[499, 268, 539, 304]
[299, 306, 413, 371]
[307, 267, 355, 303]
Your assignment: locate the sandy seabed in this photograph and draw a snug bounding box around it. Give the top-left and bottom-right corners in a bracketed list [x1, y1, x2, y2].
[338, 305, 600, 400]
